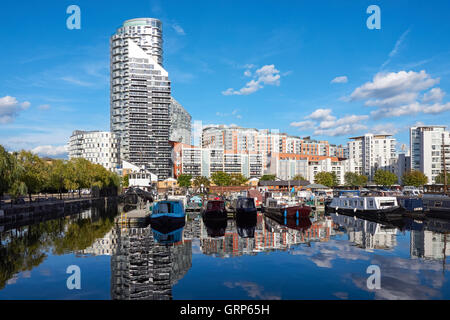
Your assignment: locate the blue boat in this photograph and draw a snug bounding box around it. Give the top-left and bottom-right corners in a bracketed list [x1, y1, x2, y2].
[397, 196, 423, 213]
[150, 200, 186, 223]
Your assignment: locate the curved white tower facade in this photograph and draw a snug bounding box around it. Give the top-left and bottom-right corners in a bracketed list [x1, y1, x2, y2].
[110, 18, 171, 180]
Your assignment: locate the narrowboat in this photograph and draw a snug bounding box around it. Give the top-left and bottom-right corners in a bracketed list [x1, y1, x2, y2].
[262, 197, 311, 219]
[328, 190, 400, 214]
[397, 196, 423, 213]
[235, 197, 257, 216]
[422, 194, 450, 216]
[201, 200, 227, 219]
[149, 200, 186, 223]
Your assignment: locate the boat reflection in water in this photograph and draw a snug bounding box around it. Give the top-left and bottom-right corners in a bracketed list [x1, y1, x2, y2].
[151, 218, 186, 245]
[202, 215, 228, 238]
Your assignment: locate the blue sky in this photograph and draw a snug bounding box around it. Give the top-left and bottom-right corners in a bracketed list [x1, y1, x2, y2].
[1, 0, 450, 157]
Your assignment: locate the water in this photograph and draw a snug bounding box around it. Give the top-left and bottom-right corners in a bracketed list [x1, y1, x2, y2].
[1, 202, 450, 300]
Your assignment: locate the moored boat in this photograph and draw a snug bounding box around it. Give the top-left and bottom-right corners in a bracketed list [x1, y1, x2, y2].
[149, 200, 186, 223]
[201, 200, 227, 219]
[422, 194, 450, 217]
[328, 190, 400, 214]
[263, 197, 311, 219]
[397, 196, 423, 213]
[235, 197, 257, 216]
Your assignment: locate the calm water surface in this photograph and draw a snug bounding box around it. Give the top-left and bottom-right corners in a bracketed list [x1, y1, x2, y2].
[1, 201, 450, 300]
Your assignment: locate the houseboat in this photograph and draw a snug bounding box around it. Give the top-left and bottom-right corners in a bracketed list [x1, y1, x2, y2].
[262, 197, 311, 219]
[235, 197, 258, 216]
[397, 196, 423, 213]
[149, 200, 186, 223]
[201, 200, 227, 219]
[422, 194, 450, 216]
[328, 191, 400, 214]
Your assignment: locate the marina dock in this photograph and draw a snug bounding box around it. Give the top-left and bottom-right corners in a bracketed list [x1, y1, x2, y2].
[115, 209, 151, 226]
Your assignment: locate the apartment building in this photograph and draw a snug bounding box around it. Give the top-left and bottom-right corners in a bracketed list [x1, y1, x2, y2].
[347, 134, 397, 180]
[410, 125, 450, 184]
[68, 130, 120, 171]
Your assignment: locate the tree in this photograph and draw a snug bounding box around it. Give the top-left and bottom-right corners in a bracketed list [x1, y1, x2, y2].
[292, 174, 306, 181]
[344, 172, 368, 187]
[48, 159, 67, 199]
[9, 181, 27, 206]
[260, 174, 276, 181]
[230, 173, 248, 186]
[0, 146, 19, 201]
[16, 151, 48, 202]
[373, 169, 398, 187]
[177, 174, 192, 189]
[123, 174, 129, 188]
[192, 176, 210, 193]
[314, 172, 338, 187]
[403, 170, 428, 187]
[211, 171, 231, 186]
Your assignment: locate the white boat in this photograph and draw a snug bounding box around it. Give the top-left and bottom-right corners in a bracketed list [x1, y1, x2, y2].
[328, 191, 400, 214]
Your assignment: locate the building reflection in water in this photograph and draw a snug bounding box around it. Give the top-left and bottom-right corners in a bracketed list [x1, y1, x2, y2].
[199, 213, 335, 258]
[47, 208, 450, 299]
[409, 218, 450, 261]
[330, 213, 398, 250]
[109, 222, 192, 300]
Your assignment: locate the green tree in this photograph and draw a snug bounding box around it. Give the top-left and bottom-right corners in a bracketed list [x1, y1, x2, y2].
[48, 159, 67, 199]
[403, 170, 429, 187]
[177, 174, 192, 188]
[0, 146, 19, 201]
[192, 176, 210, 193]
[344, 172, 368, 187]
[373, 169, 398, 187]
[9, 181, 27, 206]
[230, 173, 248, 186]
[314, 171, 338, 187]
[292, 174, 306, 181]
[211, 171, 231, 186]
[16, 150, 48, 202]
[260, 174, 276, 181]
[123, 174, 130, 188]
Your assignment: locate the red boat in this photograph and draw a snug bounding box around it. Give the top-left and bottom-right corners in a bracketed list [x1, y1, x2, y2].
[263, 197, 311, 219]
[201, 200, 227, 219]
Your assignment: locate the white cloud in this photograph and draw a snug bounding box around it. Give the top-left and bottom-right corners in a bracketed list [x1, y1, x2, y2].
[290, 108, 368, 137]
[305, 108, 336, 121]
[315, 124, 368, 137]
[244, 70, 252, 77]
[331, 76, 348, 84]
[290, 120, 316, 129]
[351, 70, 439, 101]
[31, 145, 68, 157]
[370, 123, 400, 135]
[349, 70, 449, 119]
[172, 23, 186, 35]
[222, 64, 281, 95]
[422, 88, 445, 103]
[0, 96, 31, 123]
